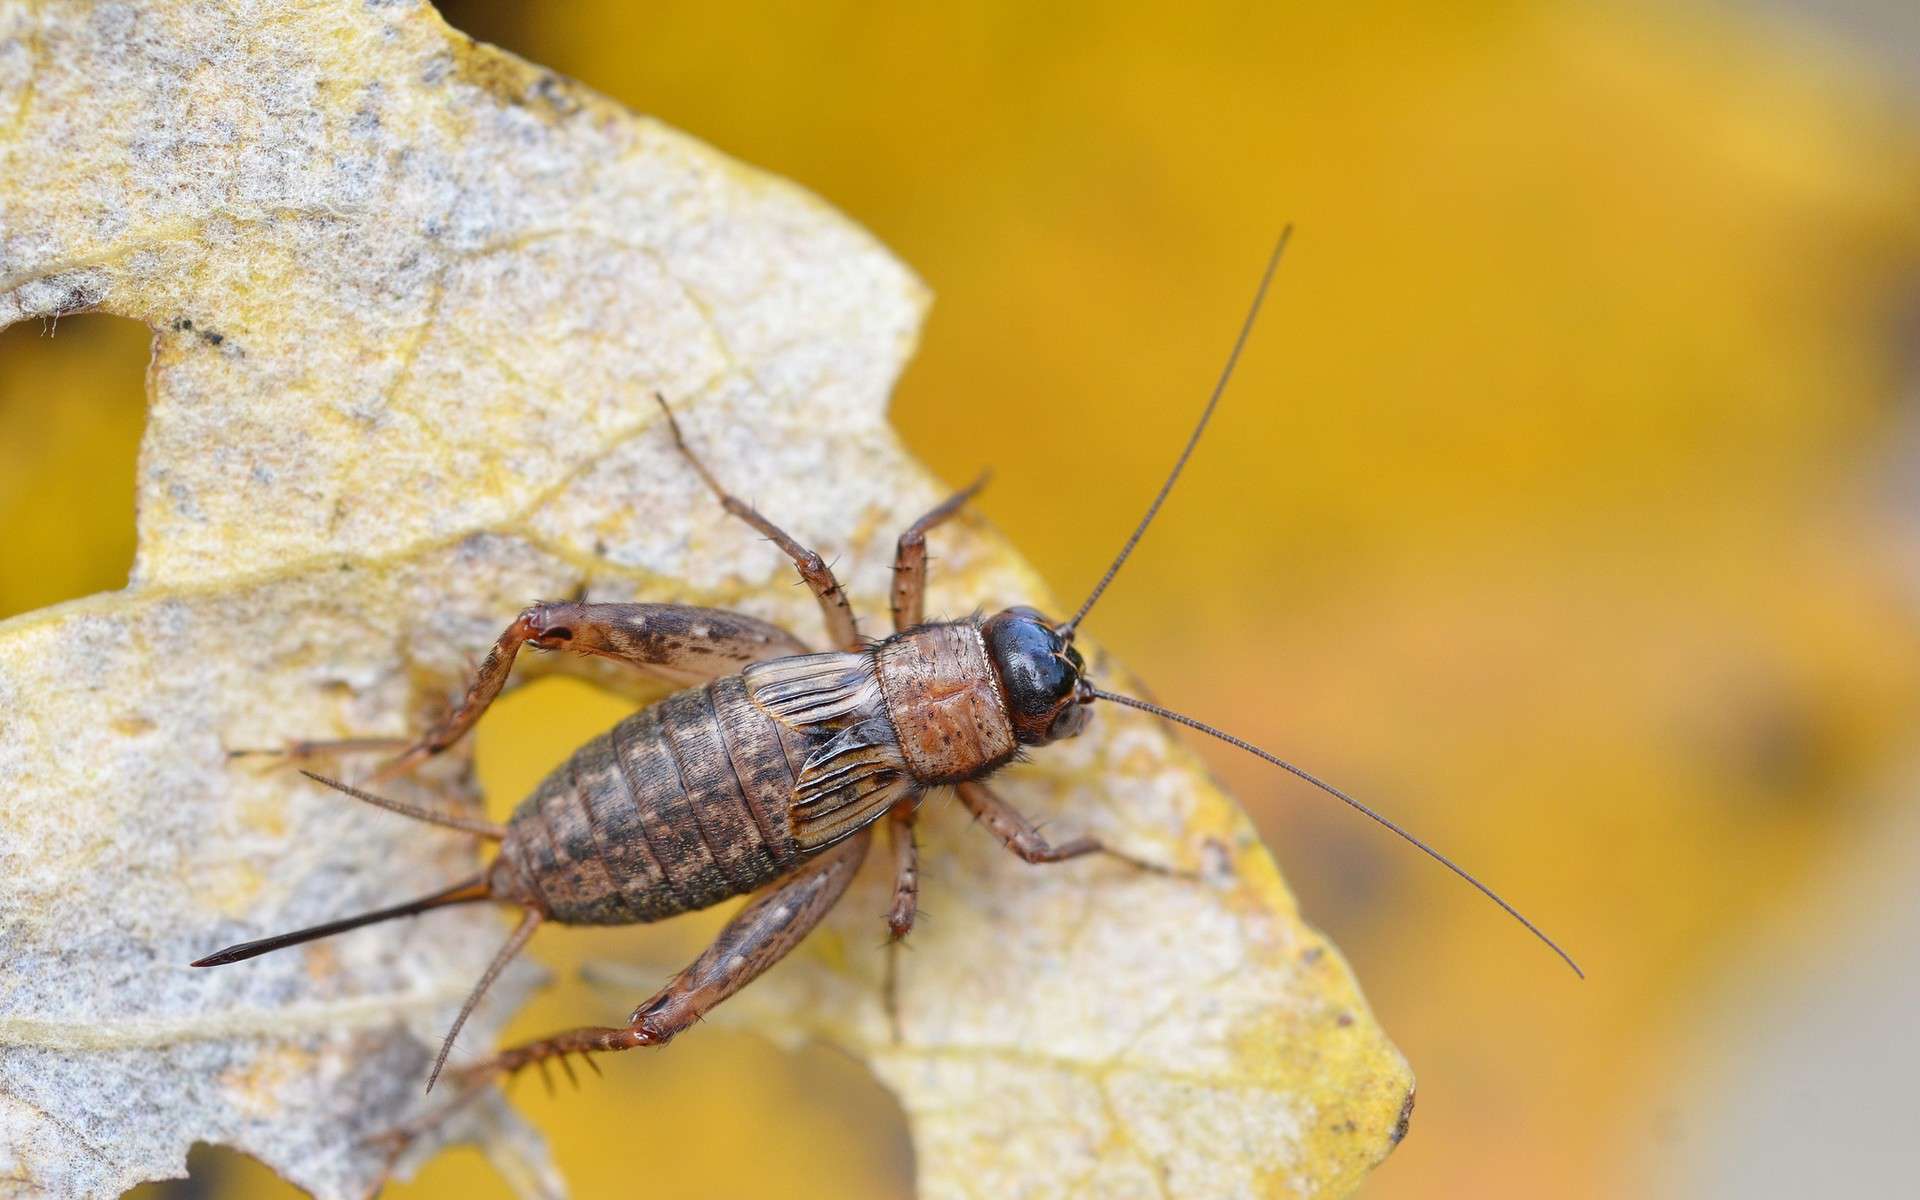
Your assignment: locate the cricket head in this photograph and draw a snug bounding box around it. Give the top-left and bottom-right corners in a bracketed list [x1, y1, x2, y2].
[982, 606, 1093, 745]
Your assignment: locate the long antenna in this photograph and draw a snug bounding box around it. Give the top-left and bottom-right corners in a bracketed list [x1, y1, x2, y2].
[1060, 227, 1292, 636]
[1088, 687, 1583, 978]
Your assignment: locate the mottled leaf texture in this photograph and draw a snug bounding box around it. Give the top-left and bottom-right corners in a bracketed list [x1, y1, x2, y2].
[0, 2, 1412, 1197]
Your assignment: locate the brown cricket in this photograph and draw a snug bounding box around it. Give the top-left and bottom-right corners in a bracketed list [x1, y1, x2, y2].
[195, 229, 1579, 1101]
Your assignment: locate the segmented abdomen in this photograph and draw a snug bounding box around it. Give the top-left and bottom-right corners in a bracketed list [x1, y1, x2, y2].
[496, 675, 808, 925]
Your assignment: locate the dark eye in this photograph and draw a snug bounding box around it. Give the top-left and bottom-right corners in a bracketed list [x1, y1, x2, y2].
[1046, 699, 1092, 740]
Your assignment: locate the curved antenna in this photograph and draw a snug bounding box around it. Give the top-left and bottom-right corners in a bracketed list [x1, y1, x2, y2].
[1088, 687, 1584, 978]
[1059, 227, 1292, 637]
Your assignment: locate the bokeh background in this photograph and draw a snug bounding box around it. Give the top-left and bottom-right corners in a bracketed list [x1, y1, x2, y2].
[7, 1, 1920, 1196]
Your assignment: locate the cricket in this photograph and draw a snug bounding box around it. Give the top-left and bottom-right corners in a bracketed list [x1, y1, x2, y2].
[193, 228, 1580, 1106]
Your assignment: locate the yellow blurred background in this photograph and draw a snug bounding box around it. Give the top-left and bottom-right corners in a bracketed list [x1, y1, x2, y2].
[9, 1, 1920, 1196]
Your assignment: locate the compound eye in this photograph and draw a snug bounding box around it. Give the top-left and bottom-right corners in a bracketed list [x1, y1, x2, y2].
[1046, 699, 1093, 741]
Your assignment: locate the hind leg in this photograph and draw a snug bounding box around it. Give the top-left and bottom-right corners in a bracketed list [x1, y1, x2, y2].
[245, 602, 808, 782]
[447, 826, 872, 1087]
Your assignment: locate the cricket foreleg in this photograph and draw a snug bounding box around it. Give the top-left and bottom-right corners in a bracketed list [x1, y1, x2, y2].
[449, 828, 872, 1086]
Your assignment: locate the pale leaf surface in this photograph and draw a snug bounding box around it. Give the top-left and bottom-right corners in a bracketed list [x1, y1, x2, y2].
[0, 1, 1410, 1197]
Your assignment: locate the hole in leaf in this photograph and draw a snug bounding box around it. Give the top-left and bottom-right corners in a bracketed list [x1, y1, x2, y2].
[123, 1141, 301, 1198]
[473, 674, 641, 822]
[0, 313, 151, 619]
[433, 0, 528, 52]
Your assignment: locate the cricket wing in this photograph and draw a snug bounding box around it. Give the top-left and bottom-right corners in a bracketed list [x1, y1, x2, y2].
[743, 651, 912, 848]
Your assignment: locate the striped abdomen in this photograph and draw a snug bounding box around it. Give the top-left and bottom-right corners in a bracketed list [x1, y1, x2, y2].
[492, 675, 811, 925]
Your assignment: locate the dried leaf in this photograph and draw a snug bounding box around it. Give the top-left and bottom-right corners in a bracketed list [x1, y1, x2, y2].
[589, 725, 1418, 1200]
[0, 1, 1409, 1197]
